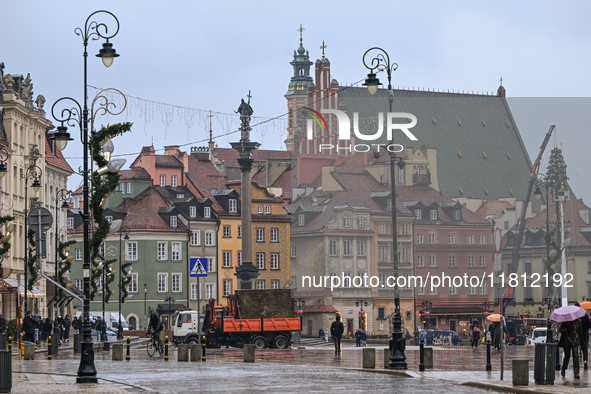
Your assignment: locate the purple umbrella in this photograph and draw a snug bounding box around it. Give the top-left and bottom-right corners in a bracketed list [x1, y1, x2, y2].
[550, 305, 586, 322]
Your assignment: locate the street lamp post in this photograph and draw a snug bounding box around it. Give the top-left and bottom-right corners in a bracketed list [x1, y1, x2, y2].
[144, 284, 147, 330]
[50, 10, 120, 384]
[23, 163, 42, 315]
[53, 189, 70, 346]
[363, 47, 406, 369]
[117, 231, 129, 340]
[165, 295, 175, 330]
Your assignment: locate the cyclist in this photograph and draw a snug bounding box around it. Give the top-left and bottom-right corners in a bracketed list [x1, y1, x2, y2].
[147, 310, 164, 349]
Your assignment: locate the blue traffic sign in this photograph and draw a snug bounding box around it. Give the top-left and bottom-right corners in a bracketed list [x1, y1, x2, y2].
[190, 258, 208, 277]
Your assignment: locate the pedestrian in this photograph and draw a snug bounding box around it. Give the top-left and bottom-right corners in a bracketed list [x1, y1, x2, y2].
[42, 318, 52, 345]
[324, 329, 328, 342]
[361, 330, 367, 347]
[72, 316, 79, 335]
[330, 315, 344, 354]
[22, 311, 36, 343]
[414, 331, 419, 346]
[471, 319, 481, 350]
[33, 314, 40, 344]
[56, 315, 64, 344]
[63, 315, 71, 343]
[574, 303, 591, 370]
[559, 318, 584, 379]
[355, 329, 361, 347]
[419, 331, 426, 345]
[94, 316, 105, 342]
[319, 328, 324, 339]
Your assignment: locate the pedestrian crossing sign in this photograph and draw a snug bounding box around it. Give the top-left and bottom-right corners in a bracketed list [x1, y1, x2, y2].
[190, 258, 208, 277]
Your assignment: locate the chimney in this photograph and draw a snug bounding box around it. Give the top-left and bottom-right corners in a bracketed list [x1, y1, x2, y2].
[164, 145, 181, 157]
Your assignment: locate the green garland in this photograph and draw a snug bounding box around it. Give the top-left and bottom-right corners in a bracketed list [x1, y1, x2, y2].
[0, 214, 15, 278]
[543, 228, 562, 298]
[546, 148, 569, 193]
[57, 240, 76, 298]
[89, 122, 132, 301]
[27, 229, 39, 290]
[120, 261, 133, 302]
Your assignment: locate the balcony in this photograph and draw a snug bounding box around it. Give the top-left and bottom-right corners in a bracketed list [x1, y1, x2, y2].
[413, 173, 431, 186]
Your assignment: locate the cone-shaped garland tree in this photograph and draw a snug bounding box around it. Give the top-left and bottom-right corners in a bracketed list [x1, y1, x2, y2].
[0, 214, 15, 279]
[89, 122, 132, 302]
[546, 147, 569, 194]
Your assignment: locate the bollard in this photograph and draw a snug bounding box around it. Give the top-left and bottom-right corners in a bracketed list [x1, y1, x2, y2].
[419, 340, 425, 371]
[424, 347, 433, 368]
[24, 344, 35, 360]
[190, 344, 200, 362]
[112, 343, 123, 361]
[47, 336, 52, 360]
[126, 336, 130, 360]
[513, 359, 529, 386]
[0, 333, 6, 350]
[362, 348, 375, 369]
[0, 350, 12, 392]
[164, 336, 169, 361]
[177, 344, 189, 362]
[486, 341, 492, 371]
[383, 348, 389, 368]
[73, 333, 81, 353]
[534, 343, 556, 384]
[7, 337, 11, 353]
[202, 336, 206, 362]
[244, 344, 255, 362]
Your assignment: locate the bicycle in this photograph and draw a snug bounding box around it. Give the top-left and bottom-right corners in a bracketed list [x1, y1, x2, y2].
[147, 331, 164, 357]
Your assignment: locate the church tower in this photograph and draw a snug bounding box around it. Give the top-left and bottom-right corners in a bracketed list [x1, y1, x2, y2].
[284, 25, 313, 151]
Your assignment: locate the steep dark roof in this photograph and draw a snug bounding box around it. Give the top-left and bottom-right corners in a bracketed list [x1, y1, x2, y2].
[155, 155, 183, 168]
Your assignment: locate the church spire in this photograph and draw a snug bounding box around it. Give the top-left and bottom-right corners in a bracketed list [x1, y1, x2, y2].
[286, 24, 313, 96]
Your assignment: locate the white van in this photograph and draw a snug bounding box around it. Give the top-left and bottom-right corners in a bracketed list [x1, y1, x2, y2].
[529, 327, 548, 345]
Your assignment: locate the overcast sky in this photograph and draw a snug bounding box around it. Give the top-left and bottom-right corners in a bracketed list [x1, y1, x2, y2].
[2, 1, 590, 204]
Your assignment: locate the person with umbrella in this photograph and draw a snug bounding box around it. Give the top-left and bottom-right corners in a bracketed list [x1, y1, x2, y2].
[575, 302, 591, 370]
[553, 305, 585, 379]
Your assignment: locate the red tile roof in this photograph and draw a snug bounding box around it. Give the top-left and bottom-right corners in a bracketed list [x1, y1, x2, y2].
[119, 187, 185, 232]
[155, 155, 183, 168]
[186, 155, 229, 212]
[119, 167, 152, 181]
[474, 200, 515, 219]
[213, 147, 291, 167]
[45, 137, 74, 174]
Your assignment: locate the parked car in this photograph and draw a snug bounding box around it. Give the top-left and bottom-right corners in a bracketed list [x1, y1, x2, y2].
[419, 329, 461, 345]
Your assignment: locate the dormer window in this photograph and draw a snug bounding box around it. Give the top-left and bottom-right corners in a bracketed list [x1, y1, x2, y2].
[190, 206, 196, 218]
[298, 214, 305, 226]
[106, 216, 113, 223]
[170, 216, 177, 228]
[415, 209, 422, 220]
[176, 193, 184, 199]
[67, 217, 74, 230]
[430, 209, 437, 220]
[343, 216, 350, 228]
[454, 210, 461, 220]
[204, 207, 211, 219]
[357, 217, 364, 228]
[229, 199, 237, 213]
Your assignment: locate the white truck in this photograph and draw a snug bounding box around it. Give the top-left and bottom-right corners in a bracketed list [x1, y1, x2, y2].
[171, 310, 203, 346]
[76, 312, 129, 332]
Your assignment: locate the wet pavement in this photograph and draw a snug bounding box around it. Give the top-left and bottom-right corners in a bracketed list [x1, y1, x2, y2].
[9, 343, 591, 393]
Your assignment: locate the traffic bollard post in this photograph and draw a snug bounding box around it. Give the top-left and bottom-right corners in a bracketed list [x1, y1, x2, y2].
[7, 337, 10, 352]
[419, 340, 424, 371]
[126, 336, 130, 360]
[48, 335, 52, 360]
[164, 336, 169, 361]
[201, 335, 206, 361]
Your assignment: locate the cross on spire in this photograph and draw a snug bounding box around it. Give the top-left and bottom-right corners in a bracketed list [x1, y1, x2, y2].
[500, 76, 503, 86]
[320, 40, 327, 58]
[298, 24, 304, 42]
[208, 110, 214, 142]
[247, 90, 252, 104]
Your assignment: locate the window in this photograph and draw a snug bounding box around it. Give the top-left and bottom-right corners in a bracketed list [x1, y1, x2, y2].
[229, 199, 237, 213]
[450, 283, 456, 295]
[430, 286, 437, 296]
[258, 205, 263, 214]
[357, 217, 364, 228]
[127, 182, 131, 195]
[430, 209, 437, 220]
[170, 216, 177, 228]
[427, 233, 435, 244]
[418, 285, 425, 295]
[257, 253, 265, 269]
[237, 251, 242, 265]
[415, 209, 422, 220]
[448, 233, 455, 244]
[379, 223, 386, 234]
[172, 273, 181, 292]
[75, 279, 83, 291]
[588, 261, 591, 275]
[449, 255, 456, 267]
[330, 241, 338, 256]
[256, 228, 264, 242]
[206, 283, 215, 300]
[357, 240, 365, 256]
[429, 255, 436, 267]
[480, 280, 487, 295]
[271, 280, 279, 289]
[171, 175, 177, 187]
[379, 246, 387, 263]
[105, 216, 113, 223]
[479, 255, 486, 267]
[343, 216, 350, 228]
[207, 257, 215, 273]
[504, 221, 509, 230]
[191, 283, 198, 300]
[223, 280, 232, 297]
[190, 231, 200, 246]
[379, 275, 386, 289]
[469, 285, 475, 295]
[343, 272, 351, 288]
[75, 248, 82, 260]
[204, 207, 211, 219]
[468, 255, 474, 267]
[403, 274, 411, 290]
[257, 280, 265, 289]
[205, 231, 214, 246]
[417, 255, 424, 267]
[172, 242, 181, 260]
[479, 234, 486, 244]
[467, 234, 474, 244]
[190, 206, 196, 218]
[67, 217, 74, 230]
[120, 183, 125, 194]
[223, 225, 231, 238]
[266, 205, 271, 214]
[160, 174, 165, 186]
[238, 226, 242, 238]
[127, 242, 137, 261]
[298, 214, 304, 226]
[417, 234, 424, 244]
[157, 242, 167, 260]
[271, 228, 278, 242]
[402, 247, 409, 263]
[158, 273, 167, 292]
[402, 223, 410, 235]
[291, 246, 296, 257]
[387, 199, 393, 211]
[398, 167, 405, 184]
[343, 240, 351, 256]
[454, 210, 461, 220]
[223, 251, 232, 268]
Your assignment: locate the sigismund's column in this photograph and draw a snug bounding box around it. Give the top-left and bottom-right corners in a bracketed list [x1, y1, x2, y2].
[231, 94, 260, 289]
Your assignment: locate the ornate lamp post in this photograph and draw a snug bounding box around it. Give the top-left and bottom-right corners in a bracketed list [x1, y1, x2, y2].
[50, 10, 120, 384]
[23, 161, 42, 314]
[117, 230, 129, 340]
[363, 47, 406, 369]
[53, 189, 70, 347]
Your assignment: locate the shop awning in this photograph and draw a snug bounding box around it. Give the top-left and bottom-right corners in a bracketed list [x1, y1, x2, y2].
[2, 279, 44, 298]
[418, 306, 491, 317]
